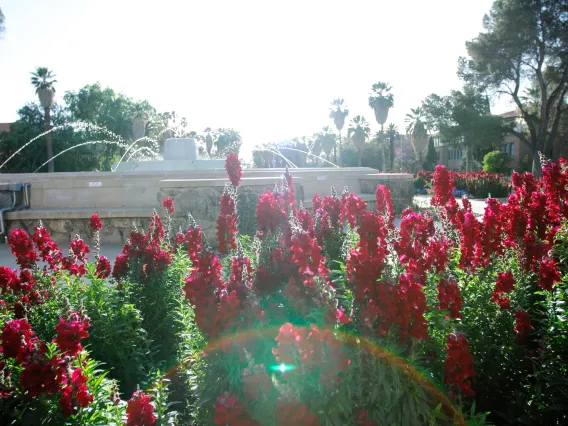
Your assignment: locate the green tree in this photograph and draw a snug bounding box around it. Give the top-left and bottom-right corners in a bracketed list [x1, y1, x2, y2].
[329, 98, 349, 165]
[368, 82, 394, 131]
[204, 127, 213, 156]
[405, 107, 429, 164]
[30, 67, 57, 172]
[423, 137, 438, 171]
[315, 126, 336, 161]
[0, 7, 5, 37]
[385, 123, 398, 171]
[422, 88, 507, 170]
[459, 0, 568, 174]
[483, 150, 511, 173]
[214, 128, 242, 156]
[347, 115, 371, 167]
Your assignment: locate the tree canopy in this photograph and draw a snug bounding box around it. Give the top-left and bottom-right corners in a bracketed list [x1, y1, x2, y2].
[459, 0, 568, 173]
[421, 88, 508, 164]
[0, 7, 5, 38]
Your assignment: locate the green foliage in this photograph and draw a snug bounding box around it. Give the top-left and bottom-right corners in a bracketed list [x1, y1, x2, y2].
[421, 89, 508, 162]
[423, 137, 438, 171]
[26, 265, 153, 396]
[341, 142, 383, 170]
[0, 7, 5, 37]
[483, 150, 511, 174]
[414, 176, 426, 190]
[458, 0, 568, 166]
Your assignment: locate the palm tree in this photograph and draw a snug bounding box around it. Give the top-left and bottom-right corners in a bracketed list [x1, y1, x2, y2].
[329, 98, 349, 165]
[315, 126, 337, 162]
[30, 67, 57, 172]
[405, 107, 429, 163]
[386, 124, 398, 171]
[204, 127, 213, 157]
[347, 115, 371, 167]
[368, 82, 394, 132]
[310, 135, 323, 167]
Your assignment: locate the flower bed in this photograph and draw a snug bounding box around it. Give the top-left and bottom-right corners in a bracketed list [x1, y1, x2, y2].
[0, 155, 567, 425]
[414, 170, 510, 198]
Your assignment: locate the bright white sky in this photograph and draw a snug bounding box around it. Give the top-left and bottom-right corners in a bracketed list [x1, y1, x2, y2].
[0, 0, 513, 156]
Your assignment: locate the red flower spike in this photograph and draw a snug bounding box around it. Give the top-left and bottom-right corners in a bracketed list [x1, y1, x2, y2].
[89, 213, 103, 231]
[225, 152, 243, 188]
[161, 197, 175, 215]
[126, 390, 157, 426]
[444, 333, 476, 397]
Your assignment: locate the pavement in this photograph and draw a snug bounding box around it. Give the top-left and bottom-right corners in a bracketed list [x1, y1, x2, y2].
[413, 194, 508, 217]
[0, 244, 124, 269]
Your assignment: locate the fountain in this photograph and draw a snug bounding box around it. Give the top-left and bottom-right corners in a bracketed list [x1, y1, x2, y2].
[0, 131, 413, 247]
[113, 138, 224, 172]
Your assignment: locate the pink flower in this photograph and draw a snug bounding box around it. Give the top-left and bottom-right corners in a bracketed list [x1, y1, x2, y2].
[161, 197, 175, 215]
[225, 152, 243, 187]
[89, 214, 103, 231]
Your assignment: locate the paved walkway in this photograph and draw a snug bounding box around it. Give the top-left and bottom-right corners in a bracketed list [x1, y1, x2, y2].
[413, 195, 508, 217]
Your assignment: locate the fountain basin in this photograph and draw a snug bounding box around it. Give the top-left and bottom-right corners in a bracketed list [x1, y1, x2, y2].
[0, 167, 413, 247]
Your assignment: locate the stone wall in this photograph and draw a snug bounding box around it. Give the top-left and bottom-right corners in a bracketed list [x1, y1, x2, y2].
[1, 168, 413, 247]
[159, 183, 304, 246]
[6, 217, 152, 246]
[359, 177, 413, 213]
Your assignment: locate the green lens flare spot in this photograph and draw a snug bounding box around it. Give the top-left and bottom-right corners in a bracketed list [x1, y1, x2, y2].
[269, 363, 294, 373]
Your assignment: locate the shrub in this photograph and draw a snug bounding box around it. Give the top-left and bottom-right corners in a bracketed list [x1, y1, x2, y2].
[483, 150, 511, 174]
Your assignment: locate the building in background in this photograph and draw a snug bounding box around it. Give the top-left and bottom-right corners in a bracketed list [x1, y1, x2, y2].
[431, 110, 531, 171]
[0, 123, 11, 133]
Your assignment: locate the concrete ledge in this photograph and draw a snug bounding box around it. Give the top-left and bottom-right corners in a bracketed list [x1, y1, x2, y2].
[159, 176, 298, 188]
[6, 208, 155, 220]
[303, 193, 376, 209]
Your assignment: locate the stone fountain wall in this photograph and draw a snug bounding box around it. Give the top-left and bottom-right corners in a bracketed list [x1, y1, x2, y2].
[0, 168, 413, 246]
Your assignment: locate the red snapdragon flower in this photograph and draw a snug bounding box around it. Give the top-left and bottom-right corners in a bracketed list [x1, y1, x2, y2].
[113, 253, 129, 279]
[0, 266, 20, 294]
[89, 213, 103, 231]
[0, 319, 34, 359]
[95, 256, 111, 279]
[69, 237, 90, 262]
[538, 258, 561, 291]
[444, 333, 476, 396]
[19, 338, 64, 397]
[32, 226, 62, 269]
[341, 192, 366, 228]
[375, 184, 395, 229]
[437, 278, 463, 319]
[217, 187, 239, 255]
[490, 271, 516, 310]
[126, 390, 156, 426]
[514, 310, 533, 345]
[174, 232, 186, 246]
[256, 190, 286, 236]
[161, 197, 175, 215]
[60, 369, 93, 417]
[53, 311, 90, 356]
[225, 152, 243, 188]
[8, 229, 38, 269]
[214, 392, 258, 426]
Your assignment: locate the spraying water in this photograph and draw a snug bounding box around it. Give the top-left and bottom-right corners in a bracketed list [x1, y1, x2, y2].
[111, 136, 163, 172]
[276, 147, 339, 168]
[126, 147, 161, 162]
[258, 147, 298, 169]
[0, 122, 132, 171]
[32, 141, 130, 173]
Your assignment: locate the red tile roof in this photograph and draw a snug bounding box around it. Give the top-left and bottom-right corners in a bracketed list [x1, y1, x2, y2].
[0, 123, 11, 132]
